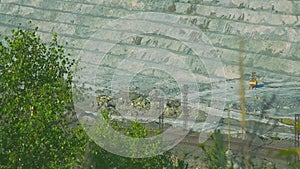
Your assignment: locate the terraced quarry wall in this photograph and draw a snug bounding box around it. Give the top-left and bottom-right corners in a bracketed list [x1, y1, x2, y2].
[1, 2, 300, 168]
[1, 0, 300, 79]
[1, 0, 300, 138]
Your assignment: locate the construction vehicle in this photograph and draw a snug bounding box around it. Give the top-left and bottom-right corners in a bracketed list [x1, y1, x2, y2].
[249, 72, 264, 90]
[249, 72, 259, 90]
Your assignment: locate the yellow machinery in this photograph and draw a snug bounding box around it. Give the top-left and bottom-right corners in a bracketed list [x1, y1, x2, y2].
[249, 72, 259, 90]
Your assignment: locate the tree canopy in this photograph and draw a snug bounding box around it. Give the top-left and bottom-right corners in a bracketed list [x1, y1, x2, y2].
[0, 26, 85, 168]
[0, 25, 188, 169]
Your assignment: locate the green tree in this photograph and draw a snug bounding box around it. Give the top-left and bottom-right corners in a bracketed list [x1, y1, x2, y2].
[0, 26, 86, 168]
[86, 109, 188, 169]
[200, 130, 227, 169]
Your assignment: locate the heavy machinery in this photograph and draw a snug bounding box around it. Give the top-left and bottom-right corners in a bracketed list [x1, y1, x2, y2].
[249, 72, 265, 100]
[249, 72, 259, 90]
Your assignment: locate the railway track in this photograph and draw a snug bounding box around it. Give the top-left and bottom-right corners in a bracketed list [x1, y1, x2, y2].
[178, 132, 294, 165]
[182, 133, 288, 152]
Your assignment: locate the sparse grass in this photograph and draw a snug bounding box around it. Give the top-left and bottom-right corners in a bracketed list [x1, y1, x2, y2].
[238, 38, 246, 134]
[238, 37, 250, 168]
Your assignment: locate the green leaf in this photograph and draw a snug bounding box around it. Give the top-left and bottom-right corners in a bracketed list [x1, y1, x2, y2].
[0, 25, 85, 168]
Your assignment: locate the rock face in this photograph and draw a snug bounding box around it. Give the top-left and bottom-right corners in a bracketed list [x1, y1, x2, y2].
[1, 0, 300, 77]
[1, 0, 300, 139]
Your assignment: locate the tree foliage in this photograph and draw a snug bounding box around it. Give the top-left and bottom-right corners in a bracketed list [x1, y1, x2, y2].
[200, 130, 227, 169]
[0, 26, 85, 168]
[85, 109, 189, 169]
[0, 25, 188, 169]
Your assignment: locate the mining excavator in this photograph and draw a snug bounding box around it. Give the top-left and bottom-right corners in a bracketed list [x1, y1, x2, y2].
[249, 72, 264, 90]
[249, 72, 259, 90]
